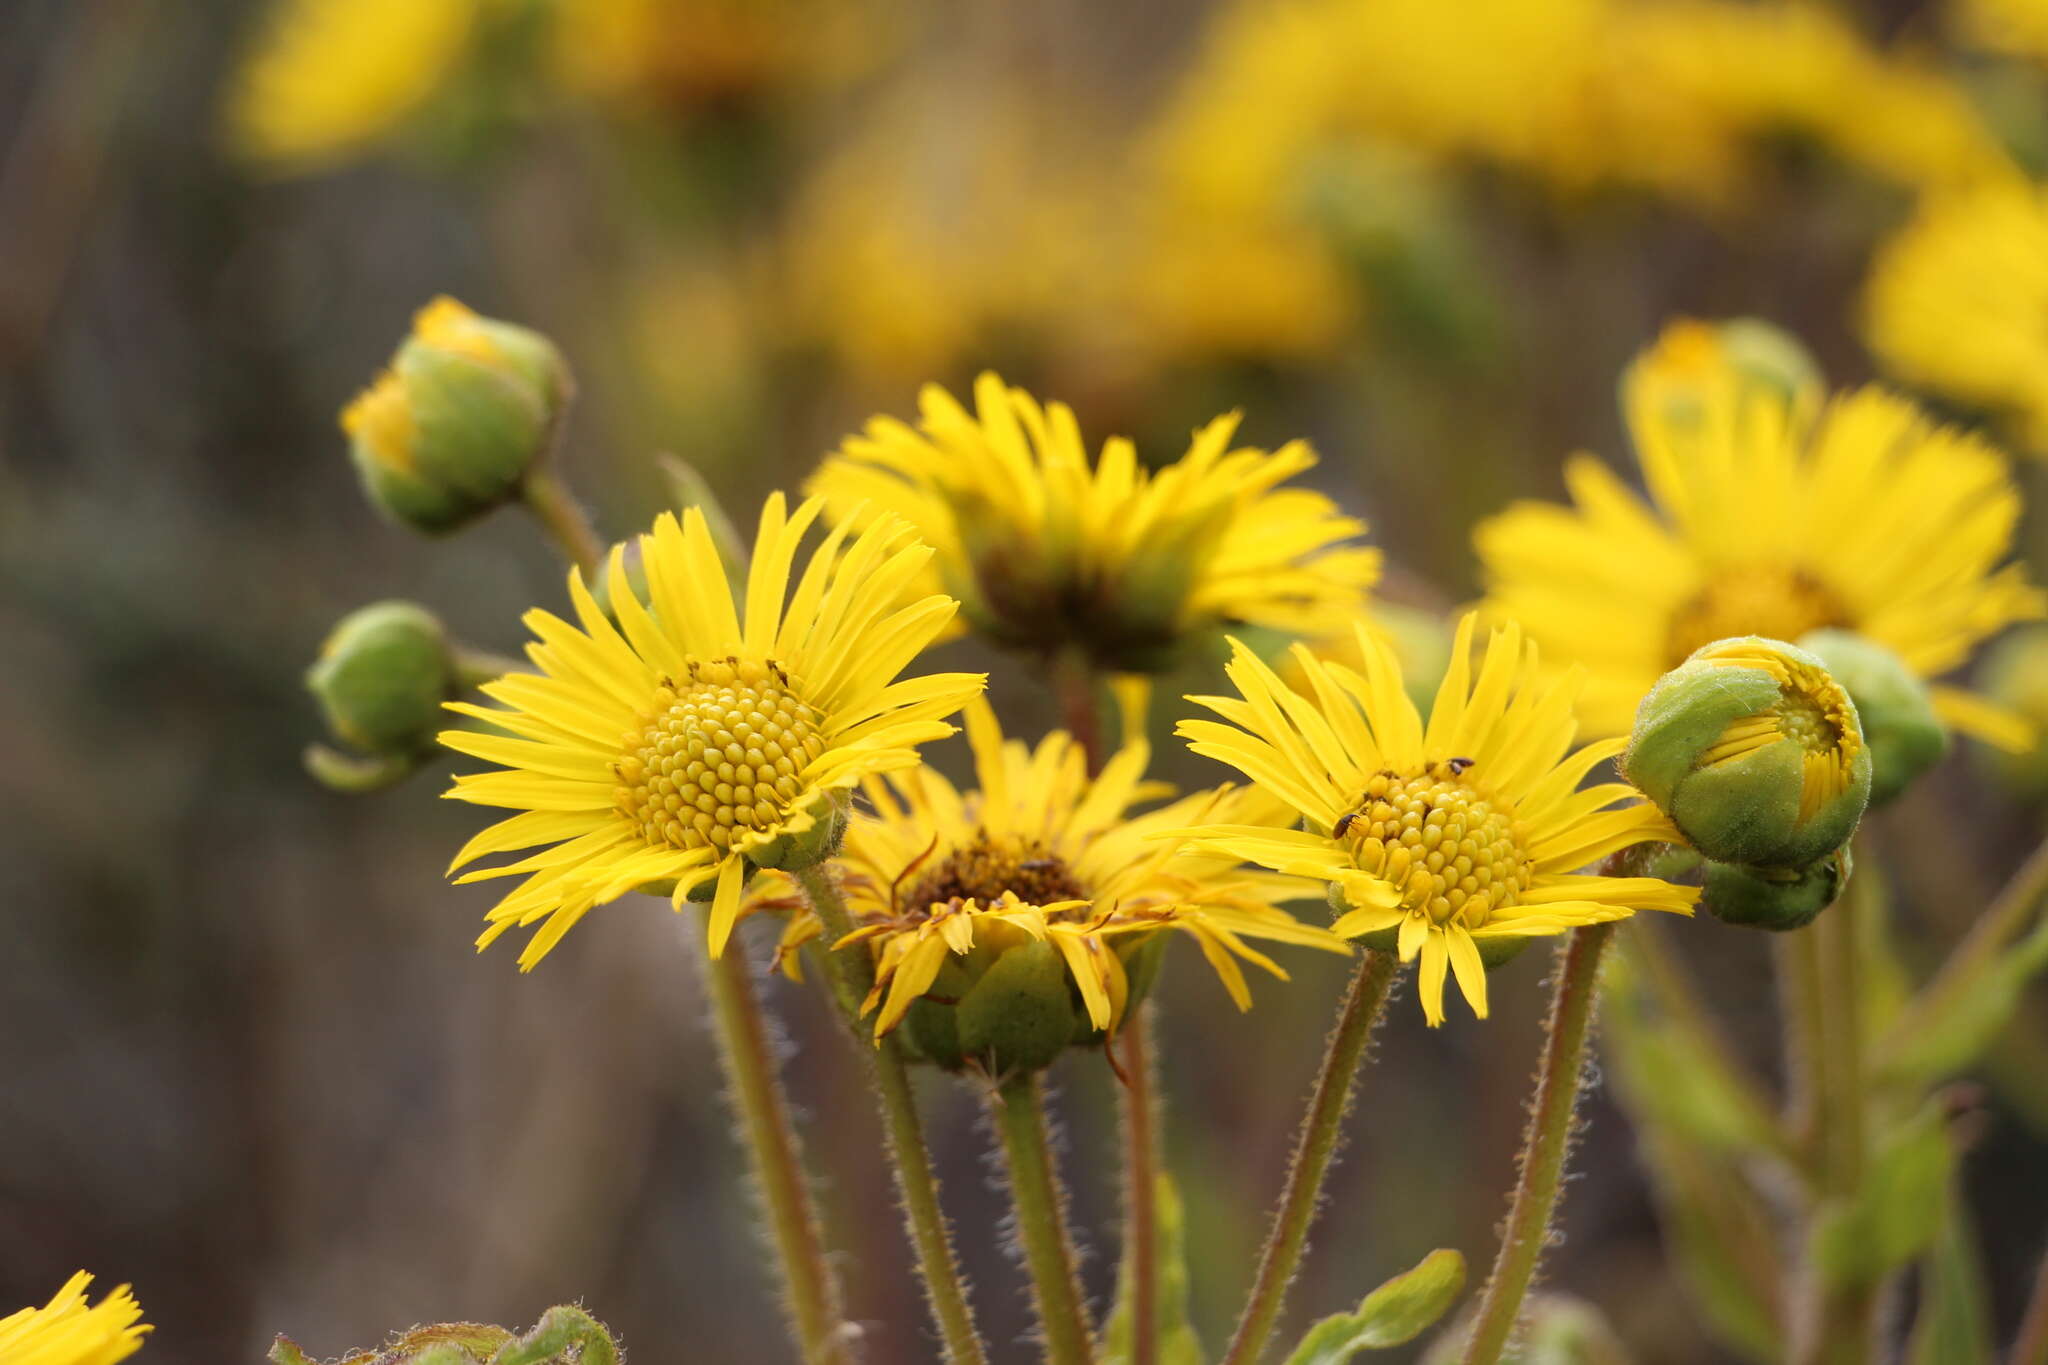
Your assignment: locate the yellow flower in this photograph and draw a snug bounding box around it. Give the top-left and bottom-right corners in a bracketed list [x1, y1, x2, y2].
[1175, 615, 1699, 1027]
[1864, 180, 2048, 459]
[1476, 320, 2045, 748]
[0, 1273, 148, 1365]
[441, 494, 984, 966]
[223, 0, 482, 172]
[1955, 0, 2048, 63]
[808, 374, 1379, 672]
[794, 702, 1347, 1060]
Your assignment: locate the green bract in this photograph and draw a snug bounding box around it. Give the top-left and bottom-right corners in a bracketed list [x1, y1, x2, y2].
[1701, 848, 1852, 932]
[1800, 629, 1949, 806]
[306, 601, 453, 756]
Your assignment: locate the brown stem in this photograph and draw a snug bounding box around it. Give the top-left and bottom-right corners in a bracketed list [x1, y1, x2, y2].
[1055, 650, 1106, 775]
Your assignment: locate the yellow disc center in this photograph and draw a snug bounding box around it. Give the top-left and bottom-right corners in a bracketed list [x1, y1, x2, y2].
[1665, 565, 1847, 665]
[613, 657, 825, 853]
[1340, 763, 1533, 929]
[900, 834, 1089, 917]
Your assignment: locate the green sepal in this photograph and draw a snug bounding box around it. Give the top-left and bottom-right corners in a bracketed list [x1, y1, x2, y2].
[956, 937, 1080, 1074]
[1700, 851, 1850, 932]
[1281, 1248, 1466, 1362]
[748, 792, 849, 871]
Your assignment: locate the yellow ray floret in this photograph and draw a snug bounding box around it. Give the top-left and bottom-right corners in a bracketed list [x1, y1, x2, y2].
[807, 373, 1379, 671]
[441, 494, 984, 967]
[1476, 320, 2044, 745]
[0, 1272, 149, 1365]
[783, 700, 1347, 1045]
[1175, 614, 1698, 1027]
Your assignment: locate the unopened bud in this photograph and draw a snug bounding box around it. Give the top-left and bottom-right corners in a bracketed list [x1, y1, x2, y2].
[1625, 637, 1871, 868]
[1800, 629, 1949, 806]
[1702, 848, 1853, 932]
[340, 297, 568, 534]
[306, 601, 454, 756]
[1625, 317, 1820, 431]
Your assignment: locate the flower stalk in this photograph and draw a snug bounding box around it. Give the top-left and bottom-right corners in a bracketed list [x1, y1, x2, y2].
[1221, 949, 1399, 1365]
[1118, 1008, 1161, 1365]
[794, 863, 989, 1365]
[522, 466, 606, 577]
[1459, 921, 1617, 1365]
[694, 923, 857, 1365]
[992, 1072, 1098, 1365]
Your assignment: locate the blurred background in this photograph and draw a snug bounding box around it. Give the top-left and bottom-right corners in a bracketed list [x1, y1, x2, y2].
[5, 0, 2048, 1361]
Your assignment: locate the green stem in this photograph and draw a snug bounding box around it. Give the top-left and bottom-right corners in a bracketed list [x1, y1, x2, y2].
[992, 1073, 1097, 1365]
[1777, 926, 1829, 1165]
[794, 863, 989, 1365]
[522, 467, 606, 578]
[452, 644, 527, 690]
[1221, 950, 1400, 1365]
[1792, 869, 1875, 1365]
[1119, 1008, 1161, 1365]
[1460, 922, 1617, 1365]
[696, 929, 857, 1365]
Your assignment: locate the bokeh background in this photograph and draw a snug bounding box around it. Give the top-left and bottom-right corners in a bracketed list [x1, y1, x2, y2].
[5, 1, 2048, 1361]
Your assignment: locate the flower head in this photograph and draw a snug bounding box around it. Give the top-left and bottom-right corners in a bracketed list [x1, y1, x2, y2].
[1175, 614, 1698, 1026]
[789, 701, 1346, 1070]
[1864, 180, 2048, 459]
[808, 374, 1379, 673]
[442, 494, 984, 966]
[0, 1273, 148, 1365]
[1477, 319, 2044, 748]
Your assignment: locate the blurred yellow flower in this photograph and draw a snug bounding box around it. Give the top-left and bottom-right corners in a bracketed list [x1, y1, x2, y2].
[224, 0, 483, 171]
[1176, 616, 1697, 1027]
[1955, 0, 2048, 62]
[1864, 179, 2048, 457]
[441, 494, 983, 966]
[551, 0, 890, 111]
[798, 701, 1346, 1051]
[0, 1273, 148, 1365]
[809, 374, 1379, 673]
[1476, 321, 2045, 746]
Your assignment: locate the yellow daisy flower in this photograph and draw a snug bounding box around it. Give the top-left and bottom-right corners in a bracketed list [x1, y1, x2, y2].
[1477, 321, 2045, 747]
[0, 1273, 148, 1365]
[223, 0, 483, 172]
[1175, 615, 1698, 1027]
[1864, 179, 2048, 459]
[1955, 0, 2048, 63]
[808, 374, 1380, 672]
[788, 702, 1347, 1059]
[441, 494, 985, 967]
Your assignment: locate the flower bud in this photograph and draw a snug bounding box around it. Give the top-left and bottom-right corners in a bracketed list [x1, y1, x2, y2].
[1800, 629, 1949, 806]
[1702, 848, 1852, 932]
[340, 297, 568, 534]
[1979, 626, 2048, 802]
[1625, 317, 1821, 430]
[1625, 636, 1871, 869]
[306, 601, 455, 756]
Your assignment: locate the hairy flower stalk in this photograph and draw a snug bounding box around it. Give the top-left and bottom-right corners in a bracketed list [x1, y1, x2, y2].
[795, 863, 990, 1365]
[1459, 921, 1618, 1365]
[991, 1073, 1098, 1365]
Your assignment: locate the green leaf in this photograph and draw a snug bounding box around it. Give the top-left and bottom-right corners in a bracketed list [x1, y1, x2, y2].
[1634, 1130, 1783, 1363]
[1881, 911, 2048, 1088]
[1601, 956, 1779, 1153]
[491, 1306, 619, 1365]
[1281, 1248, 1467, 1363]
[1812, 1100, 1956, 1289]
[1905, 1186, 1993, 1365]
[1100, 1173, 1206, 1365]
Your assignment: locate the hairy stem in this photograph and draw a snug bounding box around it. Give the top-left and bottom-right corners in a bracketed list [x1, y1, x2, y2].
[1221, 950, 1400, 1365]
[522, 467, 606, 577]
[695, 926, 857, 1365]
[992, 1073, 1097, 1365]
[794, 863, 988, 1365]
[1119, 1008, 1161, 1365]
[1460, 922, 1617, 1365]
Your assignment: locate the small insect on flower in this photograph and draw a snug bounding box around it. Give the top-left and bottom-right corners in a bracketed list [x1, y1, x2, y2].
[441, 493, 985, 967]
[1175, 614, 1698, 1027]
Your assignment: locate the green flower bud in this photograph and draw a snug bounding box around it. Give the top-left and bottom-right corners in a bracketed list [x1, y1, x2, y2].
[1702, 848, 1852, 932]
[1625, 636, 1871, 868]
[306, 601, 454, 755]
[956, 937, 1081, 1074]
[340, 297, 568, 534]
[1800, 629, 1949, 806]
[1979, 626, 2048, 802]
